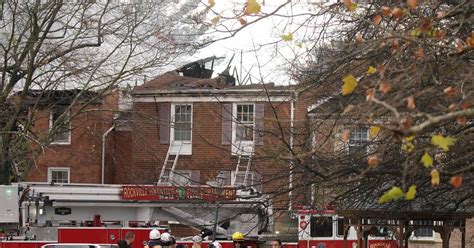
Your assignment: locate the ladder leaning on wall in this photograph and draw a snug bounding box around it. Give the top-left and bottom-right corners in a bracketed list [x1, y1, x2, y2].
[158, 142, 183, 184]
[231, 146, 254, 188]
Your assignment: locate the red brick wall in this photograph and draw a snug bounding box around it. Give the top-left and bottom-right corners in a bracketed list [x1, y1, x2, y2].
[26, 91, 119, 183]
[116, 100, 298, 208]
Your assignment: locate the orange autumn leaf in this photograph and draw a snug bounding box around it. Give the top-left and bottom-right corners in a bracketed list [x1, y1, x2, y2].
[449, 103, 457, 112]
[436, 11, 446, 19]
[450, 176, 462, 188]
[366, 88, 375, 101]
[456, 116, 467, 125]
[368, 155, 380, 168]
[407, 96, 416, 110]
[467, 32, 474, 48]
[444, 86, 457, 96]
[341, 130, 351, 143]
[373, 15, 382, 25]
[431, 169, 440, 187]
[392, 39, 400, 50]
[342, 0, 357, 11]
[460, 102, 471, 110]
[392, 8, 404, 19]
[379, 82, 391, 94]
[415, 48, 425, 60]
[378, 64, 385, 75]
[407, 0, 418, 10]
[381, 6, 391, 16]
[239, 18, 247, 25]
[208, 0, 216, 7]
[355, 32, 363, 43]
[400, 116, 412, 130]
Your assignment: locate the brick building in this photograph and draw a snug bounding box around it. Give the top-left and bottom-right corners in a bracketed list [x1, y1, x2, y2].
[23, 59, 310, 239]
[22, 59, 472, 246]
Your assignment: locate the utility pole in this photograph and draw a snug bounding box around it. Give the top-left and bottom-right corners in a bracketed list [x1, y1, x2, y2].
[212, 171, 227, 242]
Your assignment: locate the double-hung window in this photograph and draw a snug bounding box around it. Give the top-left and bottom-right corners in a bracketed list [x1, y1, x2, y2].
[232, 104, 254, 154]
[348, 127, 368, 154]
[170, 103, 192, 155]
[50, 107, 71, 144]
[48, 167, 70, 184]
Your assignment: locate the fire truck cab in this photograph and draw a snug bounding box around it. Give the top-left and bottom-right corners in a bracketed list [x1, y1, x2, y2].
[297, 210, 397, 248]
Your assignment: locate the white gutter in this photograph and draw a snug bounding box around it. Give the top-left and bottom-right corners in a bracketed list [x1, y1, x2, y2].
[289, 91, 296, 210]
[101, 125, 115, 184]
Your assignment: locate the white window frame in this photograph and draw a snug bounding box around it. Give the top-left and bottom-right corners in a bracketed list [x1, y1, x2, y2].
[232, 103, 255, 155]
[170, 103, 193, 155]
[47, 167, 70, 184]
[347, 127, 369, 154]
[230, 171, 261, 192]
[411, 228, 435, 241]
[49, 108, 71, 145]
[170, 170, 194, 186]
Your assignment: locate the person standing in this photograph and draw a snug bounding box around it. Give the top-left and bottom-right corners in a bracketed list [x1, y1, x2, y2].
[232, 232, 245, 248]
[147, 229, 162, 248]
[118, 231, 135, 248]
[191, 235, 203, 248]
[269, 239, 282, 248]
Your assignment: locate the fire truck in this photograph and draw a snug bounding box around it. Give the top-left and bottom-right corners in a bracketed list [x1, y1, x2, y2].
[0, 183, 269, 248]
[296, 209, 398, 248]
[1, 184, 401, 248]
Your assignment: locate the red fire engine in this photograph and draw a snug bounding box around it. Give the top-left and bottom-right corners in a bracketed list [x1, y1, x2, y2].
[1, 184, 402, 248]
[296, 210, 398, 248]
[0, 184, 267, 248]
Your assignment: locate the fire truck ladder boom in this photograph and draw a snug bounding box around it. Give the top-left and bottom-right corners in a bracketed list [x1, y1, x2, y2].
[158, 142, 183, 184]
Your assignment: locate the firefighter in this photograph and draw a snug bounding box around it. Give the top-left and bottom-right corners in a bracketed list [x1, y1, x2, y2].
[232, 232, 245, 248]
[191, 235, 202, 248]
[146, 229, 162, 248]
[209, 241, 222, 248]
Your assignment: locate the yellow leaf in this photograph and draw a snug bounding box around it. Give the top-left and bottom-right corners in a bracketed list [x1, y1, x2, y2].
[431, 169, 440, 187]
[211, 15, 221, 25]
[431, 134, 456, 151]
[244, 0, 261, 15]
[342, 75, 358, 95]
[405, 185, 417, 200]
[208, 0, 215, 8]
[421, 152, 433, 168]
[404, 135, 415, 142]
[342, 0, 357, 12]
[367, 66, 377, 74]
[280, 33, 293, 42]
[378, 186, 404, 204]
[410, 28, 421, 37]
[402, 142, 414, 153]
[296, 42, 303, 48]
[369, 126, 380, 138]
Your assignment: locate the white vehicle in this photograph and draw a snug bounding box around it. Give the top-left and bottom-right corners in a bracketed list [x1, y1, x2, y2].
[41, 244, 119, 248]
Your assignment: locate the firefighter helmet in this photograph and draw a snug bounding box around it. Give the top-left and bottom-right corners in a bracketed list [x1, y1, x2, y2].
[149, 229, 161, 240]
[232, 232, 245, 242]
[210, 241, 222, 248]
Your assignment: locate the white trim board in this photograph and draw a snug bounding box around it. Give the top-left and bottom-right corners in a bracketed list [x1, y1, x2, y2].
[133, 96, 291, 103]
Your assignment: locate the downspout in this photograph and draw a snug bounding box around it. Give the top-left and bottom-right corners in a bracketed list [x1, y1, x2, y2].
[102, 125, 115, 184]
[289, 91, 296, 211]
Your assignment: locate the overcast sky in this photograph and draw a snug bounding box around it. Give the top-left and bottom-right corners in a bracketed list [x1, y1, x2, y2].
[190, 0, 315, 86]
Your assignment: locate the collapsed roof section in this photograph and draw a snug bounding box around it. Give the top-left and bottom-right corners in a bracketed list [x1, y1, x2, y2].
[13, 89, 102, 106]
[133, 56, 292, 95]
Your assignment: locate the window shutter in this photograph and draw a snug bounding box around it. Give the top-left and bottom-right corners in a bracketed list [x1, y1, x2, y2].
[255, 103, 264, 145]
[221, 103, 232, 145]
[159, 102, 171, 144]
[190, 170, 200, 185]
[221, 170, 232, 186]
